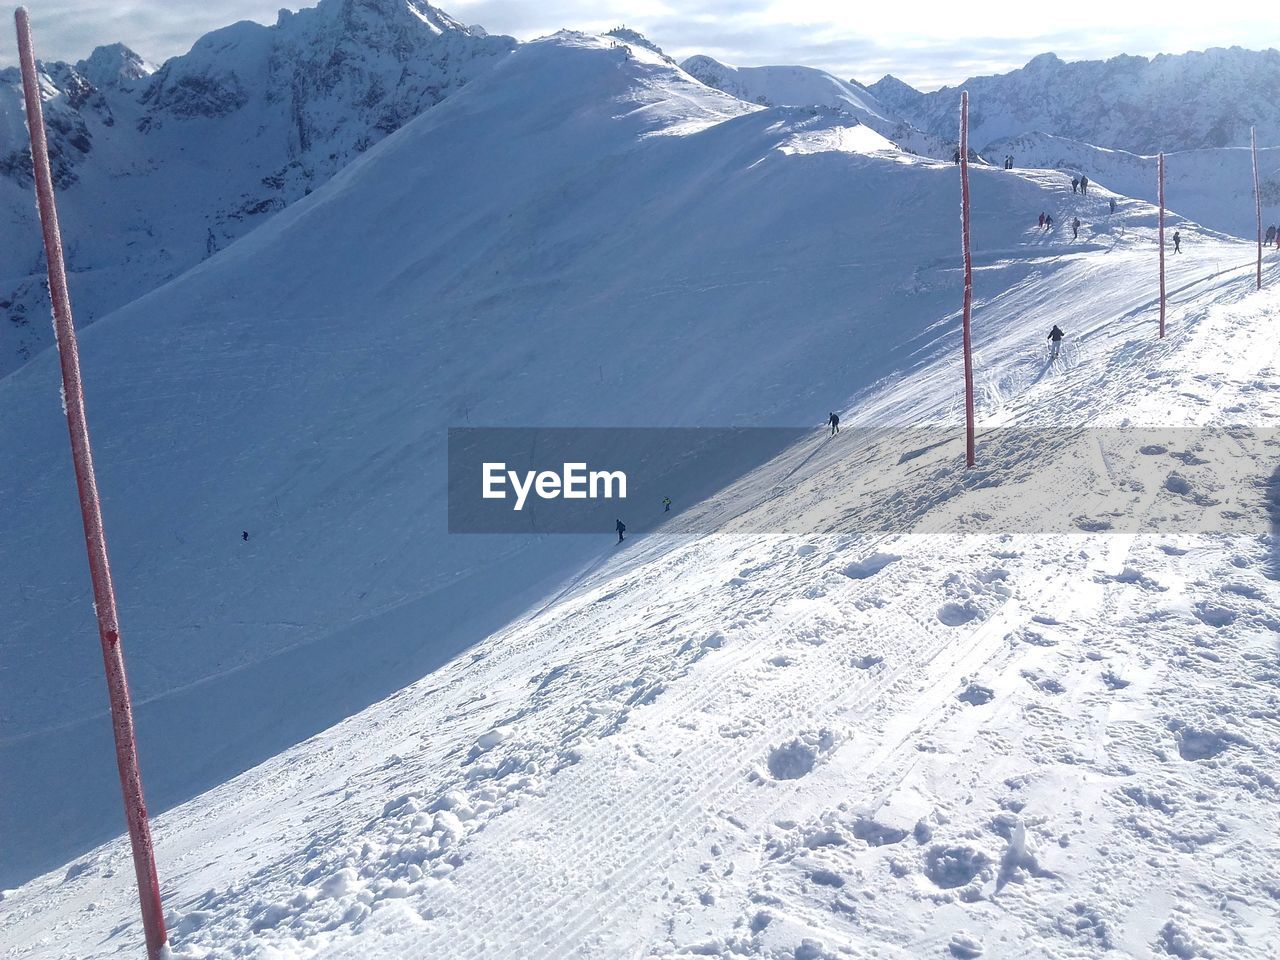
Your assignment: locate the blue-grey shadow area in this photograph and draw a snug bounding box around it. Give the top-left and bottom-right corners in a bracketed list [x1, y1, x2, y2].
[0, 535, 597, 887]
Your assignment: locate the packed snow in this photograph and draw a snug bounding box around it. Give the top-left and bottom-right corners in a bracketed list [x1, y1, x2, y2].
[2, 8, 1280, 960]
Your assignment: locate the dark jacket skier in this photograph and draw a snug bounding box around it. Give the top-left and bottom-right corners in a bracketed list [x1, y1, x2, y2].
[1046, 214, 1053, 229]
[1072, 217, 1081, 239]
[828, 412, 840, 436]
[1038, 212, 1045, 228]
[953, 148, 961, 165]
[1071, 177, 1079, 193]
[662, 497, 672, 512]
[616, 518, 626, 542]
[1048, 325, 1065, 357]
[1172, 230, 1181, 253]
[1079, 175, 1089, 194]
[1109, 198, 1116, 214]
[242, 530, 249, 541]
[1266, 225, 1276, 245]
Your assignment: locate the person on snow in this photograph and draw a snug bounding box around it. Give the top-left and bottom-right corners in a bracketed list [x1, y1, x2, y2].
[1266, 225, 1276, 247]
[662, 497, 672, 513]
[1071, 177, 1079, 193]
[1109, 198, 1116, 215]
[1047, 324, 1065, 359]
[616, 518, 626, 543]
[1079, 175, 1089, 195]
[828, 411, 841, 436]
[242, 530, 249, 541]
[1172, 230, 1181, 254]
[1045, 214, 1054, 229]
[1038, 212, 1046, 228]
[1072, 216, 1081, 240]
[953, 148, 961, 165]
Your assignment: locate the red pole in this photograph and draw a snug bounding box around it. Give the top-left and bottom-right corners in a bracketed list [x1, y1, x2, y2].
[1158, 152, 1166, 339]
[959, 91, 976, 467]
[1253, 126, 1262, 291]
[14, 9, 169, 959]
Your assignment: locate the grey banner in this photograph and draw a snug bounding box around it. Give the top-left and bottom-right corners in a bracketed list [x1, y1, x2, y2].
[447, 426, 1280, 536]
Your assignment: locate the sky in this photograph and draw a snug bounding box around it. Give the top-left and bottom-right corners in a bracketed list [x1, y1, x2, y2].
[0, 0, 1275, 89]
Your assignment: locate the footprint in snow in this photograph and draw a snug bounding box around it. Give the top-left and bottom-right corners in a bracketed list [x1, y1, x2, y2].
[937, 601, 982, 626]
[841, 551, 901, 580]
[765, 730, 837, 781]
[924, 844, 991, 889]
[957, 683, 994, 706]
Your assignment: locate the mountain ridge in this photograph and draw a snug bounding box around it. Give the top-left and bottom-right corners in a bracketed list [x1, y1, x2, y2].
[868, 45, 1280, 153]
[0, 0, 514, 375]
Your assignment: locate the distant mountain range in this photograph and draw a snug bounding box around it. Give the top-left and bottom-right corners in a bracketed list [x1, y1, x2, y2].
[0, 0, 512, 374]
[868, 48, 1280, 154]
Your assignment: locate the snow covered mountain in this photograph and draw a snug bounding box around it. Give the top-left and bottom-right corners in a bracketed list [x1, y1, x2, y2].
[869, 47, 1280, 155]
[0, 0, 513, 375]
[3, 22, 1279, 960]
[0, 26, 1230, 890]
[680, 56, 889, 118]
[681, 54, 956, 161]
[985, 131, 1280, 238]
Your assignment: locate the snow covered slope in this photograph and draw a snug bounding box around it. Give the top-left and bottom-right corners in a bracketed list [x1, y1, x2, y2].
[986, 132, 1280, 239]
[3, 63, 1278, 957]
[680, 56, 889, 118]
[870, 47, 1280, 155]
[0, 0, 513, 374]
[2, 26, 1239, 890]
[681, 54, 955, 161]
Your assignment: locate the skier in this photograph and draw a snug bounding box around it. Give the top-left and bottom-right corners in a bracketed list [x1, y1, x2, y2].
[1072, 216, 1081, 240]
[662, 497, 672, 512]
[1071, 177, 1079, 193]
[1172, 230, 1181, 254]
[953, 148, 961, 165]
[1266, 225, 1276, 247]
[828, 411, 840, 436]
[1109, 198, 1116, 215]
[1038, 212, 1045, 228]
[1047, 324, 1065, 359]
[616, 518, 626, 543]
[1045, 214, 1053, 230]
[242, 530, 249, 541]
[1079, 174, 1089, 195]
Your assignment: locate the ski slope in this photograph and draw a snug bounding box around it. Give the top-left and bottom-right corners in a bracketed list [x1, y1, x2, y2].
[4, 179, 1277, 960]
[985, 132, 1280, 239]
[2, 29, 1279, 960]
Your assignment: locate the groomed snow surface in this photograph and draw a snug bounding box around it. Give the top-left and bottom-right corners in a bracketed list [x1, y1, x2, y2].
[2, 30, 1280, 960]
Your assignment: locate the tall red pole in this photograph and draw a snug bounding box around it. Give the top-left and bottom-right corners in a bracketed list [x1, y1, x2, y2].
[1158, 152, 1166, 339]
[1252, 126, 1262, 291]
[14, 9, 169, 959]
[959, 91, 976, 467]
